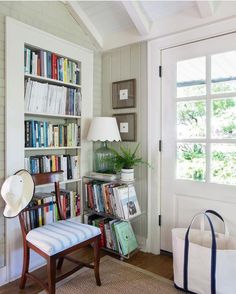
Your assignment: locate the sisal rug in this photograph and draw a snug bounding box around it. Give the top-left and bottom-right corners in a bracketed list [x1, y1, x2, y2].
[40, 256, 182, 294]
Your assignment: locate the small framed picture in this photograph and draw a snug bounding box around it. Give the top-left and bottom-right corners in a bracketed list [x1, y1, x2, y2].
[112, 79, 136, 109]
[113, 113, 136, 142]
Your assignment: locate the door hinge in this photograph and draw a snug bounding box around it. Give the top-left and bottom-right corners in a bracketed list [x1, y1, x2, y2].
[159, 140, 162, 152]
[159, 215, 162, 226]
[159, 65, 162, 78]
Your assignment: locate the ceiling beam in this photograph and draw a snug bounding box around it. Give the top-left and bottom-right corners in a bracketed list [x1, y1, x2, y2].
[64, 1, 103, 48]
[196, 1, 218, 18]
[122, 1, 150, 36]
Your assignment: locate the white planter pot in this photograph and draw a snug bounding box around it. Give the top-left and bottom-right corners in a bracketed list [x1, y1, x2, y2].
[121, 168, 134, 181]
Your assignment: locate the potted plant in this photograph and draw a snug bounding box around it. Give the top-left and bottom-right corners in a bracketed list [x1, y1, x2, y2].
[111, 144, 149, 181]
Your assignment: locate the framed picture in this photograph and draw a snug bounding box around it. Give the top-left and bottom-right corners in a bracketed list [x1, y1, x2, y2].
[113, 113, 136, 142]
[112, 79, 136, 109]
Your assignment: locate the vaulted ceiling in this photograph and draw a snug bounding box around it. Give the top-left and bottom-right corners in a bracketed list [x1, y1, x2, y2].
[64, 1, 236, 51]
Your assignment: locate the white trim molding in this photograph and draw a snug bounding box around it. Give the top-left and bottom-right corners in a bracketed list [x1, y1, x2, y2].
[122, 1, 150, 36]
[65, 1, 103, 48]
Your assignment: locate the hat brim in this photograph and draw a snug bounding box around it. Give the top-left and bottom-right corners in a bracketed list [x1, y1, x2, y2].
[3, 170, 34, 218]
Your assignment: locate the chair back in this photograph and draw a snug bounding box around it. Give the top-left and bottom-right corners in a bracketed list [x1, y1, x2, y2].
[19, 171, 65, 238]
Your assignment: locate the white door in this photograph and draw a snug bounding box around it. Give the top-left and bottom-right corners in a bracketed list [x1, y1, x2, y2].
[161, 33, 236, 252]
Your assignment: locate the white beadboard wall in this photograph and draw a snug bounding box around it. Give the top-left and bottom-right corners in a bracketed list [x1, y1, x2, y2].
[102, 43, 148, 243]
[0, 1, 102, 267]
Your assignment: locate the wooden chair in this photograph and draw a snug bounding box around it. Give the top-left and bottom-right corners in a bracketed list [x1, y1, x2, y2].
[18, 171, 101, 294]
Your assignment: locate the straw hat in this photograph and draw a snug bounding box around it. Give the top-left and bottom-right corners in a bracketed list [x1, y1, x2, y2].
[1, 170, 34, 218]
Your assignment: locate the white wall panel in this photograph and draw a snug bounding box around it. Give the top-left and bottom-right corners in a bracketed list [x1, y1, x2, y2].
[102, 42, 148, 244]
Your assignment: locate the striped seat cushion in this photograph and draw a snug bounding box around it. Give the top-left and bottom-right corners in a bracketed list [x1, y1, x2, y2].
[26, 217, 101, 256]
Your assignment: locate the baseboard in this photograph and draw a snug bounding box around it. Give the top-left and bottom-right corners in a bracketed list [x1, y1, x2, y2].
[136, 235, 147, 252]
[160, 249, 173, 257]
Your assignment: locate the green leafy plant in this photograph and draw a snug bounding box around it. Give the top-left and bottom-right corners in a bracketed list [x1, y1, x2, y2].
[110, 144, 149, 172]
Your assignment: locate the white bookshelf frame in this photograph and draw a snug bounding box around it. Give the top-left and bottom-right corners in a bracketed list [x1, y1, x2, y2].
[25, 112, 81, 119]
[5, 17, 93, 284]
[25, 147, 81, 151]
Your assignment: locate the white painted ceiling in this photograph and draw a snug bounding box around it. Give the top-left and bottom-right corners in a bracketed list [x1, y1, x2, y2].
[139, 1, 195, 22]
[78, 1, 133, 35]
[65, 1, 236, 51]
[77, 1, 195, 37]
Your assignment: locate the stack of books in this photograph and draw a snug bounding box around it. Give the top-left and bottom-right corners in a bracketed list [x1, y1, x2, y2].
[24, 154, 79, 180]
[25, 80, 82, 116]
[85, 214, 138, 255]
[85, 182, 141, 219]
[25, 120, 80, 148]
[24, 47, 80, 84]
[25, 190, 80, 231]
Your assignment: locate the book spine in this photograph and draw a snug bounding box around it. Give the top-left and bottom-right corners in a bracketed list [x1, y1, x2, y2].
[51, 155, 56, 172]
[59, 58, 63, 81]
[43, 51, 47, 77]
[40, 122, 44, 147]
[63, 58, 67, 82]
[40, 50, 44, 77]
[24, 48, 27, 73]
[53, 125, 59, 147]
[37, 54, 41, 76]
[51, 53, 57, 80]
[47, 52, 52, 79]
[25, 121, 30, 147]
[99, 221, 106, 248]
[67, 155, 72, 179]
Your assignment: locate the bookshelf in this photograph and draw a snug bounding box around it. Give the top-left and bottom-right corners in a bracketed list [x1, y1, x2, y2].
[83, 175, 142, 260]
[24, 44, 83, 188]
[24, 73, 82, 89]
[6, 17, 93, 282]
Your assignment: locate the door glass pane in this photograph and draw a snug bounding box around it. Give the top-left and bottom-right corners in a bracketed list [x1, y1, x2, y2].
[211, 98, 236, 138]
[177, 100, 206, 139]
[211, 144, 236, 185]
[177, 143, 206, 181]
[211, 51, 236, 94]
[177, 57, 206, 98]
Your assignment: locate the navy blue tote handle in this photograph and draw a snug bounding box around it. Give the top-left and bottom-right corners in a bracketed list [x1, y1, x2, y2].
[205, 210, 224, 223]
[183, 212, 217, 294]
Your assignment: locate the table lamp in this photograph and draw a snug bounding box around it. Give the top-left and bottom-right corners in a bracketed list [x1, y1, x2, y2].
[87, 117, 121, 173]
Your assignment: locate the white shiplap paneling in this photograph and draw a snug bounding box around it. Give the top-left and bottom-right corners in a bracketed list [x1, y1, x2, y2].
[102, 42, 148, 245]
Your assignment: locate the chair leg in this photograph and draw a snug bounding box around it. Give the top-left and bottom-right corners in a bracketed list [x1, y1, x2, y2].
[19, 245, 30, 289]
[47, 257, 56, 294]
[57, 257, 64, 270]
[93, 236, 101, 286]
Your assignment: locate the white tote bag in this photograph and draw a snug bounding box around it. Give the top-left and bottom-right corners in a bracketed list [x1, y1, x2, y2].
[172, 210, 236, 294]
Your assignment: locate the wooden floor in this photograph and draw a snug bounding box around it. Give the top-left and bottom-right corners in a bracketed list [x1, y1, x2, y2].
[0, 247, 173, 294]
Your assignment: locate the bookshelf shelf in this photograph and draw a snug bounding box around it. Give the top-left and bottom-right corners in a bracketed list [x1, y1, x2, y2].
[25, 112, 81, 119]
[36, 178, 82, 187]
[84, 210, 145, 222]
[25, 146, 81, 151]
[25, 73, 81, 89]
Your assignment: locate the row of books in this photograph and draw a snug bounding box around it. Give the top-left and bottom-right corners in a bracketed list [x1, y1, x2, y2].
[24, 155, 79, 180]
[24, 47, 80, 85]
[25, 120, 80, 148]
[85, 214, 138, 255]
[85, 182, 141, 220]
[25, 80, 82, 116]
[25, 190, 80, 231]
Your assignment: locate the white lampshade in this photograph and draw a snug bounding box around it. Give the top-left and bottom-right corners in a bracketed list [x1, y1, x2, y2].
[87, 117, 121, 142]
